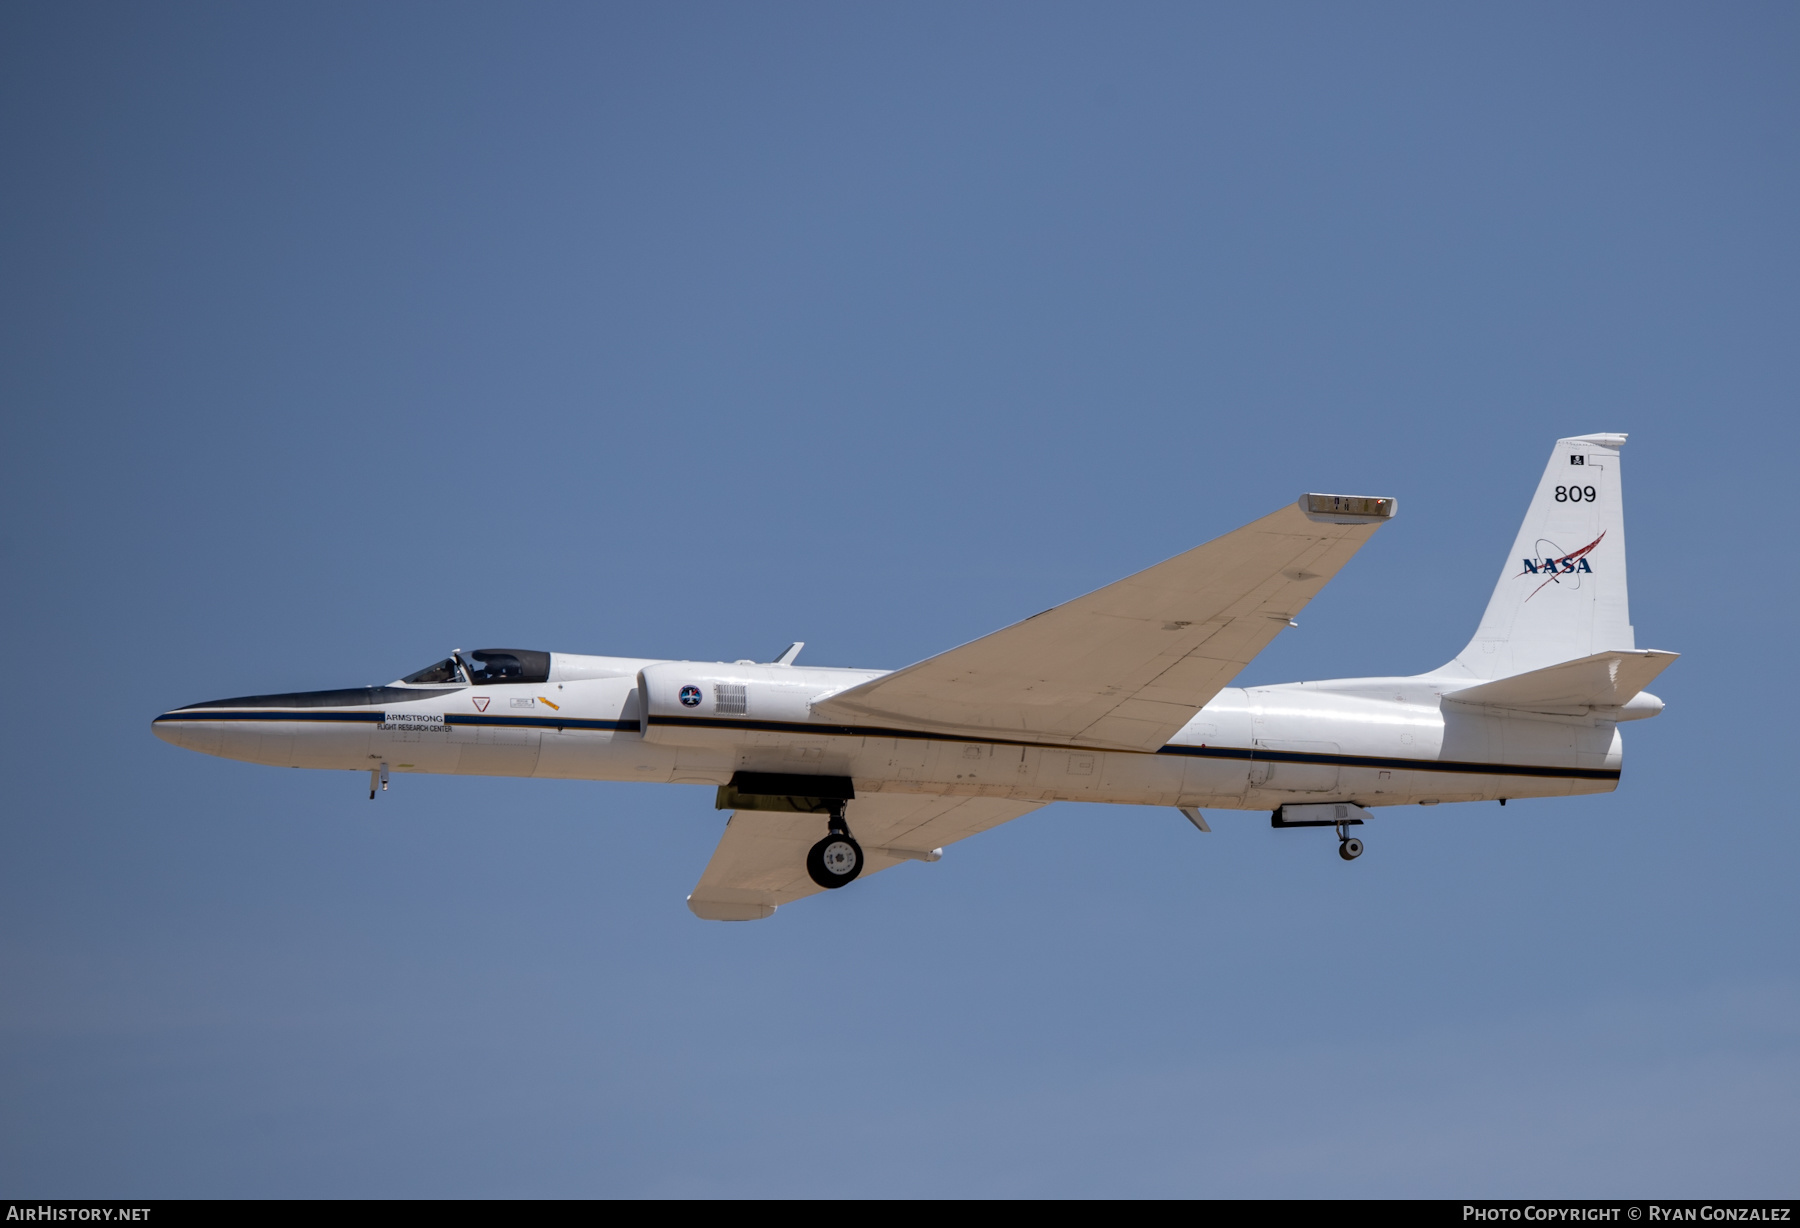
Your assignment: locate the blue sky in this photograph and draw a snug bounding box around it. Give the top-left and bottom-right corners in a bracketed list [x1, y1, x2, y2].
[2, 2, 1796, 1196]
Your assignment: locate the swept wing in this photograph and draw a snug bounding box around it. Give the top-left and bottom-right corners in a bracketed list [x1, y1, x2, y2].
[811, 496, 1395, 752]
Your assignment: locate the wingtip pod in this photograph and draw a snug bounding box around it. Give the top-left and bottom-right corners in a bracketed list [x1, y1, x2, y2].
[1298, 493, 1398, 524]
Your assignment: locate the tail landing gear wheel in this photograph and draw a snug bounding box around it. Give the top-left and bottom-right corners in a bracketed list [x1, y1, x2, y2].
[1339, 837, 1364, 861]
[807, 833, 864, 889]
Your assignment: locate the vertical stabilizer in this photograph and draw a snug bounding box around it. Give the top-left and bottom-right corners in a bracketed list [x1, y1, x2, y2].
[1449, 433, 1634, 680]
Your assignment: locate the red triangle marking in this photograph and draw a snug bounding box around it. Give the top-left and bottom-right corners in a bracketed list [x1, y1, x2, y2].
[472, 697, 490, 712]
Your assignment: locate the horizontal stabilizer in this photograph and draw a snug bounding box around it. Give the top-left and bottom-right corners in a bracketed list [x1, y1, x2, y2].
[1444, 649, 1677, 713]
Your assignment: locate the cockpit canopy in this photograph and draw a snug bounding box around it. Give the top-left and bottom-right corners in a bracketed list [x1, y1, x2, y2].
[463, 649, 550, 684]
[399, 649, 551, 687]
[401, 658, 463, 685]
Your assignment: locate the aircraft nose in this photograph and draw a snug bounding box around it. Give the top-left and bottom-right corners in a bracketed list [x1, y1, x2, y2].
[152, 714, 192, 748]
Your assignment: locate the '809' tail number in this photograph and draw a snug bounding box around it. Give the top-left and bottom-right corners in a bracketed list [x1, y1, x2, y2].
[1555, 485, 1597, 502]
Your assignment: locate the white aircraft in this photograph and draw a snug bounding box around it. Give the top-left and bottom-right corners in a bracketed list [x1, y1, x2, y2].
[155, 433, 1672, 920]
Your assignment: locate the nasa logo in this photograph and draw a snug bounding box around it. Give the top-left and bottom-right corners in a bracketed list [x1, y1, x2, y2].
[1520, 554, 1594, 576]
[1517, 532, 1603, 600]
[679, 685, 703, 708]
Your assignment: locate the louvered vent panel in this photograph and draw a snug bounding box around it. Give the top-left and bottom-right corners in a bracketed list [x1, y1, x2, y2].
[715, 684, 748, 715]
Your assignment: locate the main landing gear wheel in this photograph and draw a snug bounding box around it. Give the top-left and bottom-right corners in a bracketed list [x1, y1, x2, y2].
[807, 833, 864, 889]
[1338, 836, 1364, 861]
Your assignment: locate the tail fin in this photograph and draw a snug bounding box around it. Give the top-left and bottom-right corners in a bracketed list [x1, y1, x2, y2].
[1449, 433, 1634, 680]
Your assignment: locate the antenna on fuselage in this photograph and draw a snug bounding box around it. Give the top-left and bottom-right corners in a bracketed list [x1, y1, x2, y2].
[773, 642, 804, 666]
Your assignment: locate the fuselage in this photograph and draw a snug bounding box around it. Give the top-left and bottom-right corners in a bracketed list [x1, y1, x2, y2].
[152, 651, 1629, 810]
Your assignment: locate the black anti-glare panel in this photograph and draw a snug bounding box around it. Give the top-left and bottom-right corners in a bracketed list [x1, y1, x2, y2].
[179, 686, 465, 710]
